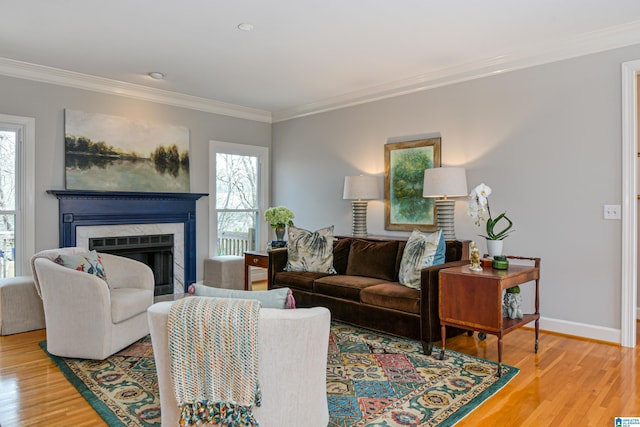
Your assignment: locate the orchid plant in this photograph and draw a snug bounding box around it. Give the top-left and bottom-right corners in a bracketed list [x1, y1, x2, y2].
[467, 183, 514, 240]
[264, 206, 295, 229]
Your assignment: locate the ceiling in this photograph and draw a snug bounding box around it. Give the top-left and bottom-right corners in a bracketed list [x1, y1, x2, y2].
[3, 1, 640, 122]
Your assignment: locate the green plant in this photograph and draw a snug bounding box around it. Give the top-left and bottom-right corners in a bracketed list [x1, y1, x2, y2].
[467, 183, 514, 240]
[264, 206, 294, 229]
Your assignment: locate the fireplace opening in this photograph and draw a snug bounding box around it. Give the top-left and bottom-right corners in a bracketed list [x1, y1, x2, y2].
[89, 234, 174, 296]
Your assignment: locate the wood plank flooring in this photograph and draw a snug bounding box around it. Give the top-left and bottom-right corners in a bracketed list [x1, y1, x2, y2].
[1, 297, 639, 426]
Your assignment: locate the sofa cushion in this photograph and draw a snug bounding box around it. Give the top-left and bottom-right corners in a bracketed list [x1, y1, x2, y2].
[399, 230, 442, 289]
[110, 288, 153, 324]
[332, 238, 352, 275]
[285, 225, 337, 274]
[394, 240, 407, 282]
[274, 271, 330, 292]
[314, 275, 388, 302]
[360, 282, 420, 314]
[444, 240, 464, 263]
[345, 239, 398, 281]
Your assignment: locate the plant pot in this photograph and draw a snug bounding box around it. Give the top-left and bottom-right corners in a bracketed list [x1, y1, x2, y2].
[486, 239, 503, 258]
[275, 225, 286, 241]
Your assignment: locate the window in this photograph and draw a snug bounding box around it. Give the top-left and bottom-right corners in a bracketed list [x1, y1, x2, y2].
[209, 141, 269, 256]
[0, 114, 34, 278]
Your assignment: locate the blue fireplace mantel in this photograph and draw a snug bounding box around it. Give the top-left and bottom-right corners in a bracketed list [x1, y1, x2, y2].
[48, 190, 208, 292]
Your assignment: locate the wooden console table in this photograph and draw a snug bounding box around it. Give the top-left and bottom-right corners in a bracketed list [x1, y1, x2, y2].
[244, 251, 269, 290]
[439, 257, 540, 376]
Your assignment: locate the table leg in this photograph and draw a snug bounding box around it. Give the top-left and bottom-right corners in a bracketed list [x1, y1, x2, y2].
[497, 335, 503, 377]
[244, 263, 250, 290]
[439, 325, 446, 360]
[535, 317, 540, 353]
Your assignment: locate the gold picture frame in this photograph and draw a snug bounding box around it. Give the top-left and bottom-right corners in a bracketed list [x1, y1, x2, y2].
[384, 137, 441, 231]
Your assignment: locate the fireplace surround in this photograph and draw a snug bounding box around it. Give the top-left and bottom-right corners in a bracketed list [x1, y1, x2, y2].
[48, 190, 207, 293]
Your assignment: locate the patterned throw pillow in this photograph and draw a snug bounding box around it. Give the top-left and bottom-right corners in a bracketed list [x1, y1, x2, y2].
[188, 283, 296, 309]
[54, 250, 107, 282]
[285, 225, 337, 274]
[399, 230, 442, 289]
[428, 230, 446, 267]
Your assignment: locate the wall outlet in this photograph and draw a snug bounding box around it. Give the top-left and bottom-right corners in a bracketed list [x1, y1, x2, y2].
[603, 204, 621, 219]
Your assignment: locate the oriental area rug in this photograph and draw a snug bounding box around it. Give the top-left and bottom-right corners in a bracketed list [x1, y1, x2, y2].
[40, 323, 518, 427]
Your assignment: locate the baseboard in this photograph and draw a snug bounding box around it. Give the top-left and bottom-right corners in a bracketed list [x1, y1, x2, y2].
[531, 316, 620, 344]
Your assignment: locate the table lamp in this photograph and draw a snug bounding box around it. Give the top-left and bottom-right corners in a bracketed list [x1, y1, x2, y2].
[343, 175, 380, 237]
[422, 167, 468, 240]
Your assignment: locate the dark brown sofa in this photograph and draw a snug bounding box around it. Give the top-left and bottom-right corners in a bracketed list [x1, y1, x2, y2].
[268, 236, 469, 354]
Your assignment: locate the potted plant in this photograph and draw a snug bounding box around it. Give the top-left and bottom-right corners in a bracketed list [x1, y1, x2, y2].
[468, 184, 523, 317]
[467, 183, 514, 257]
[264, 206, 295, 240]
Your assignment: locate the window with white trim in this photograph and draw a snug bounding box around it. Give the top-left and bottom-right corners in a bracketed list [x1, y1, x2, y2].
[209, 141, 269, 257]
[0, 114, 35, 277]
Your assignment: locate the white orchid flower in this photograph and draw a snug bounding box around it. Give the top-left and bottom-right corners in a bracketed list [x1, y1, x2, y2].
[467, 183, 514, 240]
[467, 196, 478, 217]
[467, 184, 490, 225]
[474, 183, 492, 210]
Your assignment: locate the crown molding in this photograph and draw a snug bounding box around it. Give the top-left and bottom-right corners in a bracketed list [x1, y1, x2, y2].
[272, 20, 640, 122]
[3, 20, 640, 125]
[0, 57, 272, 123]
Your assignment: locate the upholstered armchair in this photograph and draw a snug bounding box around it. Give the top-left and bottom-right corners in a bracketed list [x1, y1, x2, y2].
[147, 301, 331, 427]
[31, 247, 154, 360]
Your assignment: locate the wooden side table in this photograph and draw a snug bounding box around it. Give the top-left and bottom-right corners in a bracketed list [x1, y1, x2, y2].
[439, 257, 540, 376]
[244, 251, 269, 290]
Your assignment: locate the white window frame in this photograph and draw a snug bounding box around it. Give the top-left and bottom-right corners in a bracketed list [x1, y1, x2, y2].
[0, 114, 35, 276]
[208, 140, 269, 257]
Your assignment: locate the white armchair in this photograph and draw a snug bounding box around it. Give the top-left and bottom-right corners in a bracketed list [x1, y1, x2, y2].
[31, 247, 154, 360]
[147, 301, 331, 427]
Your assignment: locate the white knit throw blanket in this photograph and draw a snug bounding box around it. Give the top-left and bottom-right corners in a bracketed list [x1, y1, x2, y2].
[168, 296, 262, 426]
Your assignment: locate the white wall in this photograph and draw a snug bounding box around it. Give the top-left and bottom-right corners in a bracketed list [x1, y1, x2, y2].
[272, 43, 640, 341]
[0, 75, 271, 280]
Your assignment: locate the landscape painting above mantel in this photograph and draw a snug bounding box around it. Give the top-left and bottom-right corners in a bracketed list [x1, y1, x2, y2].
[64, 109, 190, 192]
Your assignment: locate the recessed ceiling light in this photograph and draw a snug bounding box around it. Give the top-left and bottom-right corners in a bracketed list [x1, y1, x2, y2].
[237, 23, 254, 32]
[148, 72, 165, 80]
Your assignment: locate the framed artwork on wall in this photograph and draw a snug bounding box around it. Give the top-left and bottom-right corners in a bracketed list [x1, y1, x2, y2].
[384, 137, 441, 231]
[64, 109, 190, 192]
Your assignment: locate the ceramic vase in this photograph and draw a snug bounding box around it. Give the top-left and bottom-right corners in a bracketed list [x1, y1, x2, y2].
[275, 225, 286, 241]
[486, 239, 503, 258]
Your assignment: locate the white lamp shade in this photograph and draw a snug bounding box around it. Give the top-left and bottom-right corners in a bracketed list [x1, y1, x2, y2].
[422, 167, 468, 198]
[343, 175, 380, 200]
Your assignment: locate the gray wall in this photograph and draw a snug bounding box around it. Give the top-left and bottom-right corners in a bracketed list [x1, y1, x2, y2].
[0, 75, 271, 279]
[4, 41, 638, 340]
[272, 43, 640, 339]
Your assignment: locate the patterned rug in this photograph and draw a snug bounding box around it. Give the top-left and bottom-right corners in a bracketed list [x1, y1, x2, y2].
[40, 322, 518, 426]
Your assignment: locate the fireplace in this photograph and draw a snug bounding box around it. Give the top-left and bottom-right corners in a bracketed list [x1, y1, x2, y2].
[48, 190, 207, 293]
[89, 234, 174, 296]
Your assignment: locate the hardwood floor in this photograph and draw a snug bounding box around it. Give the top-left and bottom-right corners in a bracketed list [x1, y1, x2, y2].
[1, 304, 639, 426]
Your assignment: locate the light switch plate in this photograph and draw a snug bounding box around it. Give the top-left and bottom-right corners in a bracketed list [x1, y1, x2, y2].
[604, 204, 621, 219]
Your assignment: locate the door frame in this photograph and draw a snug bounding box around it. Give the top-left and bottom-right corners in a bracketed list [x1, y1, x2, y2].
[621, 60, 639, 347]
